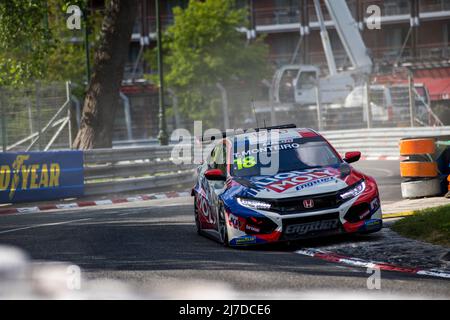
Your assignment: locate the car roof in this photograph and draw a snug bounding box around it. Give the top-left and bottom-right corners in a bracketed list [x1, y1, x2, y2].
[228, 128, 321, 143]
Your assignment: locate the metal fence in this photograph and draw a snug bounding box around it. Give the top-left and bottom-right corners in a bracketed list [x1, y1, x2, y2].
[83, 145, 195, 196]
[76, 127, 450, 196]
[322, 126, 450, 157]
[254, 82, 445, 132]
[0, 82, 74, 152]
[1, 79, 447, 153]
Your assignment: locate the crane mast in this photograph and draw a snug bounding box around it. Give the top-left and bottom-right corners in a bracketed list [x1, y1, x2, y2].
[323, 0, 373, 73]
[313, 0, 337, 76]
[272, 0, 373, 106]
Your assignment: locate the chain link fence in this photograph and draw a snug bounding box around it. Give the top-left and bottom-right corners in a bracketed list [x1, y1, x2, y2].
[251, 82, 444, 132]
[0, 82, 75, 152]
[1, 80, 446, 151]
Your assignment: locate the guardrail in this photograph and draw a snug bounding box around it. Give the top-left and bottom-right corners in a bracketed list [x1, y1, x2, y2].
[321, 126, 450, 157]
[83, 145, 195, 196]
[2, 127, 450, 202]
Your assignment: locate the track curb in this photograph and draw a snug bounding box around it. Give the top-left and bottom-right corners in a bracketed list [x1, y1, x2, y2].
[382, 211, 416, 219]
[296, 248, 450, 280]
[0, 191, 191, 216]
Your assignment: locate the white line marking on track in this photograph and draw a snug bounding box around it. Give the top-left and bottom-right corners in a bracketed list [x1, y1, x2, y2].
[118, 212, 138, 216]
[0, 218, 92, 235]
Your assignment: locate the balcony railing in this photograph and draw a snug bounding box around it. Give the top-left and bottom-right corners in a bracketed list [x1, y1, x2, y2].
[132, 15, 174, 35]
[254, 1, 415, 28]
[268, 43, 450, 69]
[254, 6, 300, 26]
[131, 1, 450, 37]
[419, 0, 450, 13]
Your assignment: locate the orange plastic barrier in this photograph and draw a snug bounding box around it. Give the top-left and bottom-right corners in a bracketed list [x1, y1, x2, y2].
[399, 138, 436, 156]
[400, 161, 438, 178]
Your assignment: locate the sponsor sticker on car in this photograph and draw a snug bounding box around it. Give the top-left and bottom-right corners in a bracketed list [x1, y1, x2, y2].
[234, 235, 257, 244]
[285, 219, 339, 235]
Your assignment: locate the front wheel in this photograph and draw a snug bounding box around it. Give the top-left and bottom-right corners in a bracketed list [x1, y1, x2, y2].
[218, 204, 229, 247]
[194, 195, 201, 234]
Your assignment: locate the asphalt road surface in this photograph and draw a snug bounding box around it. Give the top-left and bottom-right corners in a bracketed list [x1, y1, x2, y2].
[353, 160, 402, 203]
[0, 160, 448, 299]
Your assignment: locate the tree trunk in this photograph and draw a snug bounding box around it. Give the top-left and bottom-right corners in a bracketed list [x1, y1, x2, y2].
[73, 0, 139, 149]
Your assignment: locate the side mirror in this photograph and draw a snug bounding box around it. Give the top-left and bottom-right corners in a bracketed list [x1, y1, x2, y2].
[205, 169, 227, 181]
[344, 151, 361, 164]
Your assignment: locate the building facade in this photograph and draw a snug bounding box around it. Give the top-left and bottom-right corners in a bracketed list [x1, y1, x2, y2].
[118, 0, 450, 138]
[128, 0, 449, 72]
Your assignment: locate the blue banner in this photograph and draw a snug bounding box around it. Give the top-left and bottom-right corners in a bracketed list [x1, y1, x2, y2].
[0, 151, 84, 203]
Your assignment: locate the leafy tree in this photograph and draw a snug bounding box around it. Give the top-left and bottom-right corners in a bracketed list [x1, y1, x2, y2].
[1, 0, 137, 149]
[0, 1, 49, 86]
[147, 0, 271, 128]
[73, 0, 139, 149]
[0, 0, 101, 88]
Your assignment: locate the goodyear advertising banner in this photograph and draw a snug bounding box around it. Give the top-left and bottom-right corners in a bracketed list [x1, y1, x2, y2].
[0, 151, 84, 203]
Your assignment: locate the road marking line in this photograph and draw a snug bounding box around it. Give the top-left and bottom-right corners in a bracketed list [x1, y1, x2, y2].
[117, 212, 140, 216]
[0, 218, 92, 235]
[0, 192, 195, 216]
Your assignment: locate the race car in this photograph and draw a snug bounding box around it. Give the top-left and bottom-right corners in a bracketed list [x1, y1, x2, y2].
[192, 124, 382, 247]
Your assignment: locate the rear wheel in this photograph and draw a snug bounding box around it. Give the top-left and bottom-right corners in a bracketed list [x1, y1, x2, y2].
[218, 204, 229, 247]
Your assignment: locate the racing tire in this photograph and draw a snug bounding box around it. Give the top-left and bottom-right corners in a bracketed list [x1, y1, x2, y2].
[193, 195, 201, 235]
[218, 204, 229, 247]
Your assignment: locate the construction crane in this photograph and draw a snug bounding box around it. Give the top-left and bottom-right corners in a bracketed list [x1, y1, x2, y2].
[272, 0, 373, 106]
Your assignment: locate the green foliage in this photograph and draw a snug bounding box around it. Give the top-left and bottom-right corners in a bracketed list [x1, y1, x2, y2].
[0, 0, 101, 89]
[147, 0, 271, 128]
[392, 205, 450, 247]
[0, 0, 49, 86]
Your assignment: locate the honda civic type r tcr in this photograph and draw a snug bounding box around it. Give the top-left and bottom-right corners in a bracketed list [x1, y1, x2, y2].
[192, 125, 382, 247]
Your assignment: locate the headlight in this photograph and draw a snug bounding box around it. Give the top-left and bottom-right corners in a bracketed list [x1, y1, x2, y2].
[340, 181, 366, 200]
[237, 197, 272, 210]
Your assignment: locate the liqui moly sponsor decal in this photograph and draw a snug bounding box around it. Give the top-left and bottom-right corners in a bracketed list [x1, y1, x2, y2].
[248, 168, 340, 194]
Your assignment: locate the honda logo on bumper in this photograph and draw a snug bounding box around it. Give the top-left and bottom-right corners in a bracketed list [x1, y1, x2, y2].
[303, 199, 314, 209]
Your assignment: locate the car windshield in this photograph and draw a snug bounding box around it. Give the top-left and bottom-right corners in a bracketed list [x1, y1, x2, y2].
[231, 137, 341, 177]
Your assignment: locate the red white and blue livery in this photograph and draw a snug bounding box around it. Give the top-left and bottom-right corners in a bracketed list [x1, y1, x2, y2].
[192, 125, 382, 247]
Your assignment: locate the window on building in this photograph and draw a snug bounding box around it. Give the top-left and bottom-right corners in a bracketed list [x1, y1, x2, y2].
[274, 0, 299, 24]
[383, 27, 410, 61]
[384, 0, 410, 15]
[447, 23, 450, 43]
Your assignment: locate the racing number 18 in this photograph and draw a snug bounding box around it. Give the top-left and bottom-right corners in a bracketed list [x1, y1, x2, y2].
[234, 156, 256, 170]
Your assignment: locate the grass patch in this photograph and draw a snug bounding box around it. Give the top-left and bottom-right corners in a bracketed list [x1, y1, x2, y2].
[391, 204, 450, 247]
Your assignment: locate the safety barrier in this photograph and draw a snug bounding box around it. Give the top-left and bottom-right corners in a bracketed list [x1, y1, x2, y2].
[83, 145, 195, 196]
[2, 126, 450, 203]
[399, 138, 441, 198]
[0, 145, 196, 203]
[321, 126, 450, 157]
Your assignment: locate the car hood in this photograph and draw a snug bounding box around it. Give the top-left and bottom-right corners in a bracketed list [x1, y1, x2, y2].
[233, 166, 354, 199]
